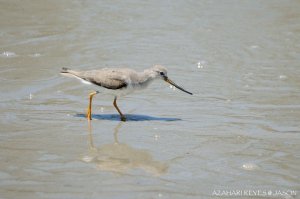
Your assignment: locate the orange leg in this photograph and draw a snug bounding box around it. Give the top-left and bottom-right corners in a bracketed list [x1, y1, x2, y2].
[113, 96, 126, 121]
[86, 91, 98, 120]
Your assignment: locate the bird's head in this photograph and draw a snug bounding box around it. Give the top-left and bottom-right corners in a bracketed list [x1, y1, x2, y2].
[152, 65, 168, 79]
[151, 65, 193, 95]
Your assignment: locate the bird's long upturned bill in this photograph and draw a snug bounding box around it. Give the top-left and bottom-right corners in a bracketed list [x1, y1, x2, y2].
[164, 77, 193, 95]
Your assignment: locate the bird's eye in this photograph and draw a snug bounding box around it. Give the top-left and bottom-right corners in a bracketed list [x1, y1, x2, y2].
[160, 72, 164, 76]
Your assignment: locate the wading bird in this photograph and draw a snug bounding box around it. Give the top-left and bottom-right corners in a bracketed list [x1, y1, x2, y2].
[61, 65, 192, 121]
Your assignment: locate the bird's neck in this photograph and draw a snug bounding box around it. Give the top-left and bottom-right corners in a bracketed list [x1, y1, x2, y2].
[137, 69, 157, 87]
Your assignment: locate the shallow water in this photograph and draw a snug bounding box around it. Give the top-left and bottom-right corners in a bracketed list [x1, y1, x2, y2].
[0, 0, 300, 198]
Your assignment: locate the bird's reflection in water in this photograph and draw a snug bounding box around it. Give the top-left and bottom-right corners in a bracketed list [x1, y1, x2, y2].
[81, 121, 168, 176]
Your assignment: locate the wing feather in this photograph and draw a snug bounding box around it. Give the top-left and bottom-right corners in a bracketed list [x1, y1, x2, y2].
[80, 69, 129, 90]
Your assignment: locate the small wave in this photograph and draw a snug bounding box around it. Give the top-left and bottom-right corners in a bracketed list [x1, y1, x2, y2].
[0, 51, 17, 58]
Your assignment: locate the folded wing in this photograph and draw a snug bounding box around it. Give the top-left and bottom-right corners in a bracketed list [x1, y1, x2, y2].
[79, 69, 128, 90]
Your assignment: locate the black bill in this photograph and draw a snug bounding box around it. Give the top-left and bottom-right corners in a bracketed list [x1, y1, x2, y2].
[164, 77, 193, 95]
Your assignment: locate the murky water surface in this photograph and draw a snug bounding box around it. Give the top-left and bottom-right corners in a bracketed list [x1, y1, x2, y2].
[0, 1, 299, 198]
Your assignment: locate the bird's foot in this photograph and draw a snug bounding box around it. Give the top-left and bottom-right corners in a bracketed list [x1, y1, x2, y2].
[120, 115, 126, 122]
[86, 110, 92, 120]
[87, 115, 92, 120]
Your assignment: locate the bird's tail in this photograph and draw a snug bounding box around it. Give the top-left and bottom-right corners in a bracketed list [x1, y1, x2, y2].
[60, 67, 81, 78]
[60, 67, 91, 85]
[61, 67, 70, 73]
